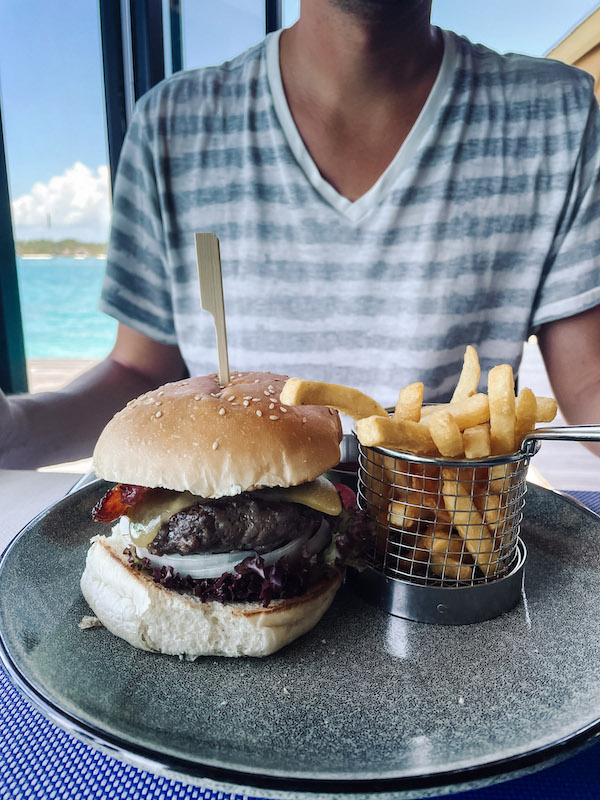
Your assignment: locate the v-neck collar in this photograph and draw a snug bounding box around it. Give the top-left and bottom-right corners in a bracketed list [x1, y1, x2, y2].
[266, 28, 457, 223]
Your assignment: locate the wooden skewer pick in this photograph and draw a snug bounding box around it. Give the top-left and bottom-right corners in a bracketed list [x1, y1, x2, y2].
[195, 233, 230, 386]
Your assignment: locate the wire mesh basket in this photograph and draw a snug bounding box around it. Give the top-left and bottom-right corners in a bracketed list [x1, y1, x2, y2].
[354, 443, 531, 624]
[358, 447, 529, 587]
[353, 423, 600, 624]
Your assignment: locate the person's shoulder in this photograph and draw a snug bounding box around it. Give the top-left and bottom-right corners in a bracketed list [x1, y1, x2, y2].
[133, 37, 267, 120]
[447, 29, 595, 99]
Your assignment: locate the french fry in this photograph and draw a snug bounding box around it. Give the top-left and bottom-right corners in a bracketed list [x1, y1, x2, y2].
[488, 365, 516, 455]
[430, 553, 475, 581]
[418, 526, 474, 581]
[514, 387, 537, 450]
[463, 423, 491, 459]
[410, 465, 444, 510]
[355, 415, 437, 455]
[419, 403, 448, 417]
[393, 382, 424, 422]
[418, 518, 454, 551]
[478, 489, 510, 533]
[423, 393, 490, 432]
[280, 378, 387, 420]
[535, 396, 558, 423]
[433, 553, 474, 581]
[388, 488, 427, 531]
[456, 465, 493, 498]
[427, 410, 464, 457]
[441, 472, 500, 576]
[488, 463, 512, 493]
[451, 345, 481, 403]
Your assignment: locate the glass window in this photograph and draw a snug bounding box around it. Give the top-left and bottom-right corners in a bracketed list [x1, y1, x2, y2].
[0, 0, 115, 392]
[182, 0, 266, 69]
[283, 1, 300, 28]
[431, 0, 600, 56]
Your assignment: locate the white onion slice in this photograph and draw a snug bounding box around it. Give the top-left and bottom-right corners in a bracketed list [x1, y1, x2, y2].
[135, 545, 255, 579]
[304, 519, 331, 556]
[133, 519, 331, 580]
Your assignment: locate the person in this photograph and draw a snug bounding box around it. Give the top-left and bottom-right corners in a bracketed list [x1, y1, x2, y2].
[1, 0, 599, 469]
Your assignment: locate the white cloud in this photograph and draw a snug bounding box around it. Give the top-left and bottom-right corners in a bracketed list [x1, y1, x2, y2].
[11, 162, 111, 242]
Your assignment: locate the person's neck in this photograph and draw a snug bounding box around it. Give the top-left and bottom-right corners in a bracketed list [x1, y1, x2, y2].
[280, 0, 440, 110]
[276, 0, 443, 201]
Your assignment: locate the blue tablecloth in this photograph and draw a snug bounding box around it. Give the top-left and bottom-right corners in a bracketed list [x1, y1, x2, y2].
[1, 491, 599, 800]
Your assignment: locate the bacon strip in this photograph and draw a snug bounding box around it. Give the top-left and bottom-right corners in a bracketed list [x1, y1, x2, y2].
[92, 484, 152, 523]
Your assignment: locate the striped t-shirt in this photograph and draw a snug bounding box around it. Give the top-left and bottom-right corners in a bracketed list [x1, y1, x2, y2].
[101, 28, 600, 410]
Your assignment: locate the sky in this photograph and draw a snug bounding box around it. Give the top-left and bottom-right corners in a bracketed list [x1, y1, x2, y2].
[1, 0, 598, 242]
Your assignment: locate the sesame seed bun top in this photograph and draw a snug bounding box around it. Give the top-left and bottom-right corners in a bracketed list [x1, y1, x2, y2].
[92, 371, 342, 497]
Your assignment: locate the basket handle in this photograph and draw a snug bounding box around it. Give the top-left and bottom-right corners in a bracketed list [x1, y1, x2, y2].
[520, 424, 600, 455]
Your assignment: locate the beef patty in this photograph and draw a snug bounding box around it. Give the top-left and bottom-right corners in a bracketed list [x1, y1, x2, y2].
[147, 494, 322, 556]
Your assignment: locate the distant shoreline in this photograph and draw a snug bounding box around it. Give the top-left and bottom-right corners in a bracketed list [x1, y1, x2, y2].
[16, 239, 108, 259]
[19, 254, 107, 260]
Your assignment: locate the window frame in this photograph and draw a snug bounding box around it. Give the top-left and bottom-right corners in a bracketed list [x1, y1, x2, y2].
[0, 0, 282, 394]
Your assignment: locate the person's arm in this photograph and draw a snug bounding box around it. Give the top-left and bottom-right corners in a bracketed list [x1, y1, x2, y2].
[537, 305, 600, 457]
[0, 324, 186, 469]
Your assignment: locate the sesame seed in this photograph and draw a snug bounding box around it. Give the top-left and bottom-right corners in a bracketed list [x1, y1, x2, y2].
[268, 385, 274, 392]
[219, 408, 225, 415]
[263, 391, 270, 396]
[212, 440, 219, 450]
[243, 400, 250, 407]
[302, 417, 307, 423]
[251, 398, 260, 402]
[269, 415, 279, 421]
[254, 379, 260, 383]
[237, 372, 244, 377]
[269, 403, 275, 410]
[210, 392, 220, 397]
[256, 409, 263, 417]
[228, 396, 235, 402]
[280, 407, 287, 413]
[155, 411, 163, 418]
[194, 395, 201, 401]
[243, 396, 252, 400]
[157, 391, 164, 396]
[155, 401, 162, 406]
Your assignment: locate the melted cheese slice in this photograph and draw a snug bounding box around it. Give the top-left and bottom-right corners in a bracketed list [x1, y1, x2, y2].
[256, 476, 342, 516]
[126, 490, 199, 547]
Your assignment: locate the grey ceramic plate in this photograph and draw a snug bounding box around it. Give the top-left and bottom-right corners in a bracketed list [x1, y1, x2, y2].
[1, 480, 600, 799]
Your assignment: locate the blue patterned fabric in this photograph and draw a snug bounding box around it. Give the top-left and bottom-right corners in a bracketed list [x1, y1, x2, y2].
[1, 491, 598, 800]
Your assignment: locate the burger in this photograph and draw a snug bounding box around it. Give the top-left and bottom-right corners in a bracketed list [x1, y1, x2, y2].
[81, 371, 370, 658]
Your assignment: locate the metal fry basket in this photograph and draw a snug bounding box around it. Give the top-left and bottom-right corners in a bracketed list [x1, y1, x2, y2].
[353, 424, 600, 625]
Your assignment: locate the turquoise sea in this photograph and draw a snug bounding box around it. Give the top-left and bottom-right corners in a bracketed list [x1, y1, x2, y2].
[16, 257, 118, 359]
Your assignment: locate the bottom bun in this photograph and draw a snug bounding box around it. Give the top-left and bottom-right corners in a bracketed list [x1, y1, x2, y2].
[80, 531, 343, 658]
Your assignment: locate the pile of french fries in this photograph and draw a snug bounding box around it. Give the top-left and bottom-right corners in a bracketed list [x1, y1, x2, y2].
[280, 346, 558, 583]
